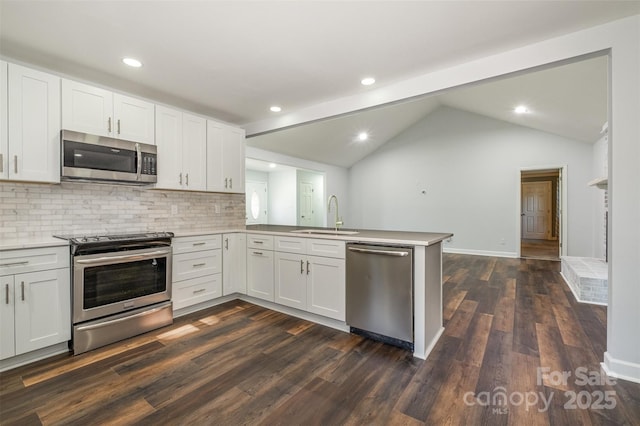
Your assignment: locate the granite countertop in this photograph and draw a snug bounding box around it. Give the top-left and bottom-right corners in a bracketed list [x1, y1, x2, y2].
[245, 225, 453, 247]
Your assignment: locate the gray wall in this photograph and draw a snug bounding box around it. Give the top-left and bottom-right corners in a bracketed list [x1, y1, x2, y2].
[348, 106, 595, 257]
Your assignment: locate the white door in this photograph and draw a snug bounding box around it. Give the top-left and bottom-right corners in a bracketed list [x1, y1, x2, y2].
[0, 275, 15, 359]
[1, 61, 9, 179]
[521, 181, 552, 240]
[274, 252, 307, 310]
[299, 181, 315, 227]
[113, 93, 155, 144]
[307, 256, 345, 321]
[155, 105, 183, 190]
[61, 79, 113, 137]
[181, 113, 207, 191]
[246, 180, 268, 224]
[8, 63, 61, 183]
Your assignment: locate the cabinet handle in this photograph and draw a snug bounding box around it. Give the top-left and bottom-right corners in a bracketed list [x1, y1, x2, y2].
[253, 240, 263, 244]
[224, 178, 228, 189]
[108, 117, 112, 133]
[306, 261, 310, 275]
[229, 178, 232, 189]
[225, 238, 229, 250]
[300, 259, 304, 274]
[186, 173, 189, 186]
[253, 251, 263, 256]
[21, 281, 25, 301]
[14, 155, 18, 174]
[192, 263, 206, 268]
[117, 119, 121, 135]
[0, 261, 29, 267]
[0, 153, 3, 173]
[179, 173, 183, 185]
[192, 242, 206, 246]
[193, 288, 206, 294]
[5, 284, 8, 304]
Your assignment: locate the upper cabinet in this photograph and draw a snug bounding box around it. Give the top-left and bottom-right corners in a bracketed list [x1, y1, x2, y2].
[3, 63, 61, 183]
[62, 79, 155, 144]
[206, 120, 245, 193]
[155, 105, 206, 191]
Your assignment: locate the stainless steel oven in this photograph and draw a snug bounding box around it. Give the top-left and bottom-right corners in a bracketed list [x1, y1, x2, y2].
[55, 232, 174, 354]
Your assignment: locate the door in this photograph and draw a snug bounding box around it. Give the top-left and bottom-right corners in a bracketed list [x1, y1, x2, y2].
[223, 233, 247, 296]
[521, 181, 552, 240]
[61, 79, 113, 137]
[8, 63, 61, 183]
[274, 252, 307, 310]
[155, 105, 183, 189]
[222, 126, 245, 193]
[246, 180, 268, 224]
[299, 181, 315, 227]
[0, 275, 15, 359]
[113, 93, 155, 144]
[14, 269, 70, 355]
[181, 113, 207, 191]
[307, 255, 345, 321]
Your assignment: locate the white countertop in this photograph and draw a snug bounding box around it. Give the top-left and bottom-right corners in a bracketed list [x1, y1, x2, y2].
[0, 236, 69, 251]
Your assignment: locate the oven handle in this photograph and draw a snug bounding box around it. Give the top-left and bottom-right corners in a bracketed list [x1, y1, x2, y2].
[75, 304, 168, 331]
[75, 250, 170, 265]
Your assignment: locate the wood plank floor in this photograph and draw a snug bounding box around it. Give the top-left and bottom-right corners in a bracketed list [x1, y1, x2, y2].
[1, 254, 639, 425]
[521, 239, 560, 261]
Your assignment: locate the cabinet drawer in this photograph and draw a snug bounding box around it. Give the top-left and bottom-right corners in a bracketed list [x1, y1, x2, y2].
[308, 239, 345, 259]
[172, 273, 222, 310]
[274, 236, 307, 254]
[0, 246, 69, 276]
[172, 234, 222, 254]
[172, 249, 221, 282]
[247, 234, 274, 250]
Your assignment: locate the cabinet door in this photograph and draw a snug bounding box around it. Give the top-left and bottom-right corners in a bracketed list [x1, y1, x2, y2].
[7, 63, 61, 183]
[155, 105, 183, 189]
[14, 269, 70, 355]
[113, 93, 155, 144]
[61, 79, 113, 137]
[274, 252, 307, 310]
[223, 233, 247, 296]
[246, 249, 274, 302]
[182, 113, 207, 191]
[0, 275, 15, 360]
[306, 256, 345, 320]
[0, 61, 7, 179]
[206, 119, 224, 192]
[222, 126, 245, 193]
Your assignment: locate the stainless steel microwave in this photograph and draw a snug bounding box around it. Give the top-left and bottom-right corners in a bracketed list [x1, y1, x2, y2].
[61, 130, 157, 184]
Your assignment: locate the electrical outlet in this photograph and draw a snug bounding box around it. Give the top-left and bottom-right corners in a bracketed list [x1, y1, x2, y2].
[171, 205, 178, 215]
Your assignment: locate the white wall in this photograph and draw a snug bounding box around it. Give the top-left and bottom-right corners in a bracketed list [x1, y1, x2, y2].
[267, 169, 297, 225]
[348, 106, 594, 257]
[246, 146, 350, 228]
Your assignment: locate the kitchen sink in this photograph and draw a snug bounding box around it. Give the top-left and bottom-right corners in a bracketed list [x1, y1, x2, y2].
[290, 229, 360, 235]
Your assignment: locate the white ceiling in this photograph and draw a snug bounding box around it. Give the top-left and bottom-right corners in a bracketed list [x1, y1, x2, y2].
[0, 1, 634, 167]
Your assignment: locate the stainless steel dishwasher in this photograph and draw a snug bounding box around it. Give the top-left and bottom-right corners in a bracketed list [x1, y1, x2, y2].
[346, 243, 413, 350]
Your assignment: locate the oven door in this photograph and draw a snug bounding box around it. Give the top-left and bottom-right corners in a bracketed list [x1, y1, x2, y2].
[73, 246, 172, 323]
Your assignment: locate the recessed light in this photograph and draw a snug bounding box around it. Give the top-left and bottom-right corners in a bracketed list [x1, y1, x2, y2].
[514, 105, 529, 114]
[357, 132, 368, 141]
[269, 163, 277, 168]
[122, 57, 142, 68]
[361, 77, 376, 86]
[270, 106, 282, 112]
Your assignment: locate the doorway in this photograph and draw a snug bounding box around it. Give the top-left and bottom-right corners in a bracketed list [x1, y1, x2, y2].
[520, 168, 562, 260]
[246, 180, 268, 224]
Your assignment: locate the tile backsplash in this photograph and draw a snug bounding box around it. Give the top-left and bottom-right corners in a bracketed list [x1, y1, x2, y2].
[0, 182, 246, 240]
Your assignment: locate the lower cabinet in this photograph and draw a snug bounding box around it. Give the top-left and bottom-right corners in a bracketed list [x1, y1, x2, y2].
[222, 233, 246, 296]
[246, 234, 274, 302]
[274, 237, 345, 321]
[0, 246, 70, 360]
[172, 234, 222, 311]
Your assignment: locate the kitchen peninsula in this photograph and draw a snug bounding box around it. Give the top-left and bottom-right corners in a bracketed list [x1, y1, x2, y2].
[245, 224, 453, 359]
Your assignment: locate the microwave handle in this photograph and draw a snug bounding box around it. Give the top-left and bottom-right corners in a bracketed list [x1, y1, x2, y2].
[136, 143, 141, 181]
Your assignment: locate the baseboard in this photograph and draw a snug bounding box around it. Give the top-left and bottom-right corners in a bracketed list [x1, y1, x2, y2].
[602, 352, 640, 384]
[414, 326, 444, 360]
[173, 294, 238, 318]
[443, 247, 518, 258]
[0, 342, 70, 373]
[559, 272, 608, 306]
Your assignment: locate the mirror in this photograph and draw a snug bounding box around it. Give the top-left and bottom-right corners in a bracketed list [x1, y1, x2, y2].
[245, 158, 326, 227]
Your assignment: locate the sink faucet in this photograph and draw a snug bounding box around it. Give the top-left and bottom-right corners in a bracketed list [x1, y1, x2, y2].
[327, 194, 343, 231]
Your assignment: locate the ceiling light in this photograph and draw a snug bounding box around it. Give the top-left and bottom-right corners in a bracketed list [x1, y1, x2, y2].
[361, 77, 376, 86]
[270, 106, 282, 112]
[357, 132, 368, 141]
[514, 105, 529, 114]
[122, 57, 142, 68]
[269, 163, 277, 168]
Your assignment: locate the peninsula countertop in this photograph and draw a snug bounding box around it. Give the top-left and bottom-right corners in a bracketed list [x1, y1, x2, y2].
[245, 224, 453, 247]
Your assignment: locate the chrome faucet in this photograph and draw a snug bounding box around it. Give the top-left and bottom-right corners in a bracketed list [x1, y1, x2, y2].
[327, 194, 343, 231]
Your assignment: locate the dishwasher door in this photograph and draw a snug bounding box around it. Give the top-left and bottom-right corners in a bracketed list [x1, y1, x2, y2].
[346, 243, 413, 347]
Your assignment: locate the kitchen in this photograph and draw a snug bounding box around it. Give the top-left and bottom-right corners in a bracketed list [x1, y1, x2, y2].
[1, 2, 640, 424]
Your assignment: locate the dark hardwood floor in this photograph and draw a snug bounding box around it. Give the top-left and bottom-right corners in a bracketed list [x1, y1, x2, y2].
[1, 254, 639, 425]
[521, 239, 560, 261]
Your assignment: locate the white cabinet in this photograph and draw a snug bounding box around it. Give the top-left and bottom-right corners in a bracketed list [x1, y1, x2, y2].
[172, 235, 222, 311]
[61, 79, 155, 144]
[155, 106, 207, 191]
[4, 63, 60, 183]
[206, 120, 245, 193]
[223, 233, 246, 296]
[246, 234, 274, 301]
[0, 61, 7, 179]
[0, 246, 70, 360]
[274, 237, 345, 320]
